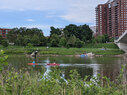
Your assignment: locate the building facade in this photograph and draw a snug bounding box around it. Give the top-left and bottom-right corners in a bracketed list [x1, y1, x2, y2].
[96, 0, 127, 38]
[0, 28, 11, 38]
[96, 4, 107, 36]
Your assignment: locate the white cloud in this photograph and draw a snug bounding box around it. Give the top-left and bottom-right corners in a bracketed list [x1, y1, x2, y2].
[61, 8, 94, 23]
[60, 0, 107, 24]
[26, 19, 35, 22]
[0, 0, 107, 10]
[0, 0, 70, 11]
[17, 24, 63, 30]
[0, 0, 107, 24]
[24, 25, 50, 29]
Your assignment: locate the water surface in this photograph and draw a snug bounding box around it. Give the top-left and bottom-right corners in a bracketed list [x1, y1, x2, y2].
[7, 55, 123, 80]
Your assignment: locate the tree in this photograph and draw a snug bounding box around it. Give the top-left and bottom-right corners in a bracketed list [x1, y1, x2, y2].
[59, 37, 67, 47]
[63, 24, 93, 43]
[2, 40, 8, 48]
[0, 35, 3, 44]
[102, 35, 106, 43]
[23, 36, 31, 46]
[109, 37, 114, 42]
[31, 35, 40, 46]
[26, 43, 33, 48]
[50, 26, 61, 36]
[7, 28, 20, 43]
[64, 24, 78, 38]
[66, 35, 77, 47]
[75, 38, 84, 48]
[104, 34, 110, 42]
[50, 39, 58, 47]
[15, 35, 24, 45]
[91, 38, 96, 44]
[40, 36, 47, 46]
[78, 24, 93, 42]
[95, 34, 110, 43]
[63, 30, 69, 38]
[95, 36, 103, 43]
[0, 50, 8, 70]
[50, 34, 59, 47]
[7, 27, 46, 46]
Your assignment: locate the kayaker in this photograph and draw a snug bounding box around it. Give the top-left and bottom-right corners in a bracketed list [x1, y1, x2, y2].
[30, 51, 38, 63]
[53, 60, 56, 64]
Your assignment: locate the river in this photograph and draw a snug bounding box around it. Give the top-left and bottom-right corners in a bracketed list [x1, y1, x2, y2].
[7, 55, 127, 81]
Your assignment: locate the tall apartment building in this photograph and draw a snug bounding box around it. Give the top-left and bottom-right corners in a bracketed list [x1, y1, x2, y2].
[0, 28, 11, 38]
[96, 4, 107, 36]
[96, 0, 127, 38]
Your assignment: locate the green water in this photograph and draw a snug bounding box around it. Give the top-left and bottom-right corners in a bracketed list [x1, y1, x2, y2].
[7, 55, 123, 80]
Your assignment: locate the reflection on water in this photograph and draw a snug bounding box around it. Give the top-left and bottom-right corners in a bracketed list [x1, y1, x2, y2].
[7, 55, 125, 80]
[40, 65, 68, 83]
[42, 66, 51, 80]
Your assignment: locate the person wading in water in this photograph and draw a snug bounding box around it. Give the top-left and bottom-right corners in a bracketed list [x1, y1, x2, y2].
[31, 51, 38, 63]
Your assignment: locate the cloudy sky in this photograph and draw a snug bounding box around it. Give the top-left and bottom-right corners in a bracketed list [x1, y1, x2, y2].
[0, 0, 107, 36]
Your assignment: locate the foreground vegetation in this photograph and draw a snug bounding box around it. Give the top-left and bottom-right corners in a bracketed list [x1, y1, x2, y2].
[0, 43, 124, 55]
[0, 67, 126, 95]
[0, 50, 126, 95]
[0, 65, 127, 95]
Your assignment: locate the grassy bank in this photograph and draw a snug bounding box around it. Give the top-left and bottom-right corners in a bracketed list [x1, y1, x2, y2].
[0, 43, 124, 55]
[84, 43, 118, 48]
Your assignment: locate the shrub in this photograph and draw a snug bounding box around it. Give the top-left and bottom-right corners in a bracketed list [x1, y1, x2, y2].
[2, 40, 8, 48]
[0, 50, 8, 70]
[0, 67, 126, 95]
[26, 43, 33, 48]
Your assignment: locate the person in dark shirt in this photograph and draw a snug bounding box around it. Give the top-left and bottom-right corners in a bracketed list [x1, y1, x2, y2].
[31, 51, 38, 58]
[31, 51, 38, 62]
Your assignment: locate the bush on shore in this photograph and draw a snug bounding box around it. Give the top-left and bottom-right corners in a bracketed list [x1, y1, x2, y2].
[0, 67, 126, 95]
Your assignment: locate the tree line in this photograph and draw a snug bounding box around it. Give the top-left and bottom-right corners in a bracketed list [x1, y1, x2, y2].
[0, 36, 8, 47]
[7, 27, 47, 46]
[1, 24, 112, 48]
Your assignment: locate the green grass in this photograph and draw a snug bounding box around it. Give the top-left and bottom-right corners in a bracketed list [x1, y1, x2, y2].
[94, 49, 124, 55]
[0, 43, 125, 55]
[84, 43, 118, 48]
